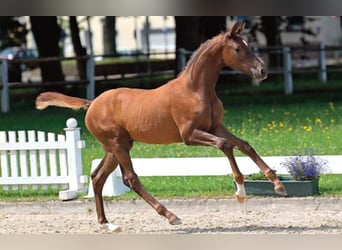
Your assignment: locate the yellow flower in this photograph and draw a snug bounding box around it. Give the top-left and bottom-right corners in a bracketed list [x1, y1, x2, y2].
[301, 125, 312, 132]
[315, 118, 322, 124]
[329, 102, 335, 110]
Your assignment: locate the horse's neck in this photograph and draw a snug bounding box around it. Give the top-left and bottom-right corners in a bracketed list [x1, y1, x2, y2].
[184, 40, 223, 95]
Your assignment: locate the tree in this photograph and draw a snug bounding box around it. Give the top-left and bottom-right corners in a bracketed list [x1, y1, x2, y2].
[175, 17, 200, 52]
[0, 16, 28, 50]
[250, 16, 318, 67]
[69, 16, 87, 80]
[249, 16, 284, 67]
[198, 16, 227, 43]
[103, 16, 117, 55]
[175, 16, 227, 52]
[30, 16, 64, 83]
[174, 16, 227, 72]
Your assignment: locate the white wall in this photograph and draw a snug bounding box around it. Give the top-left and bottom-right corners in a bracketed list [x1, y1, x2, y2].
[22, 16, 342, 57]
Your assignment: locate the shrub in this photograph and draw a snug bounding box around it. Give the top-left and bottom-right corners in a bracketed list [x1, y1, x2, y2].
[246, 171, 268, 180]
[280, 149, 329, 180]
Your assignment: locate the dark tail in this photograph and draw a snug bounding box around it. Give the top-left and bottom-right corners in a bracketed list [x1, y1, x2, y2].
[36, 92, 91, 110]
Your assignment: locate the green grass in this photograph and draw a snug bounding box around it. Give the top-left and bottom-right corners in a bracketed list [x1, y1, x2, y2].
[0, 187, 61, 201]
[120, 174, 342, 199]
[2, 174, 342, 201]
[1, 78, 342, 200]
[319, 174, 342, 195]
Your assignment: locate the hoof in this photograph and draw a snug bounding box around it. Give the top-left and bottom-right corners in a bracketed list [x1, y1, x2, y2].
[169, 215, 182, 225]
[100, 223, 122, 233]
[274, 183, 287, 196]
[235, 195, 246, 203]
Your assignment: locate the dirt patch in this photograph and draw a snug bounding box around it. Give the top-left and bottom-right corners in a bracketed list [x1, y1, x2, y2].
[1, 197, 342, 234]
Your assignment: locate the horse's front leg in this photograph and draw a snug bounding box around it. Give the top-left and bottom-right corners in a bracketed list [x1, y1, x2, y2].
[213, 125, 287, 197]
[220, 145, 247, 203]
[180, 126, 287, 200]
[180, 127, 247, 202]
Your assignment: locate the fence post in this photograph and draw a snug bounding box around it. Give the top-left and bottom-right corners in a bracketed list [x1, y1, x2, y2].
[60, 118, 87, 200]
[86, 55, 95, 100]
[283, 47, 293, 95]
[177, 48, 187, 73]
[1, 59, 9, 113]
[318, 43, 327, 83]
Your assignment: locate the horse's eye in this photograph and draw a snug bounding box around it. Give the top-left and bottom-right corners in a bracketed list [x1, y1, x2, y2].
[235, 47, 241, 53]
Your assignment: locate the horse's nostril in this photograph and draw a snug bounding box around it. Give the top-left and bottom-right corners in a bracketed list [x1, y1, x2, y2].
[260, 68, 266, 76]
[259, 68, 267, 78]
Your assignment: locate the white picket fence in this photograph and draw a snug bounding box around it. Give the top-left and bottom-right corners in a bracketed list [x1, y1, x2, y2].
[0, 118, 88, 200]
[86, 155, 342, 198]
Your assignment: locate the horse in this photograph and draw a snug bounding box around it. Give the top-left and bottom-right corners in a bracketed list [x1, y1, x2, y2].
[36, 22, 287, 232]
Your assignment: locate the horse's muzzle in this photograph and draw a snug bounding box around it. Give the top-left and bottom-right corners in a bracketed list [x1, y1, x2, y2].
[252, 66, 268, 81]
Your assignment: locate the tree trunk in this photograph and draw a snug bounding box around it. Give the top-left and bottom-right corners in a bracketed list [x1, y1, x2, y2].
[69, 16, 87, 80]
[198, 16, 227, 42]
[175, 16, 201, 52]
[175, 16, 227, 74]
[30, 16, 64, 83]
[174, 16, 200, 74]
[103, 16, 116, 55]
[261, 16, 283, 67]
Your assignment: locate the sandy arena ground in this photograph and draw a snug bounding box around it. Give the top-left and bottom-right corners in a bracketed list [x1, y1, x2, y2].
[1, 196, 342, 234]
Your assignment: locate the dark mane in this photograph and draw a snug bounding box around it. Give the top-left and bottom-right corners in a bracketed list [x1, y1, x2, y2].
[185, 39, 213, 69]
[179, 33, 225, 78]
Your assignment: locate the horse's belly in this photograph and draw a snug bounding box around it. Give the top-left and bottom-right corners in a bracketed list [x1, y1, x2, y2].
[128, 125, 183, 144]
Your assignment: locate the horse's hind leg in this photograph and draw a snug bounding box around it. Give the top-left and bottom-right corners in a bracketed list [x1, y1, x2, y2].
[120, 165, 181, 225]
[91, 153, 121, 232]
[109, 136, 181, 225]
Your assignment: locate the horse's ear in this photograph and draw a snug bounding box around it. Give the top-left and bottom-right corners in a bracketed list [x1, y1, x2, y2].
[226, 22, 245, 39]
[237, 22, 246, 35]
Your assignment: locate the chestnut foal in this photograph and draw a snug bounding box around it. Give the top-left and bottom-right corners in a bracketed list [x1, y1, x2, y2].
[36, 22, 287, 232]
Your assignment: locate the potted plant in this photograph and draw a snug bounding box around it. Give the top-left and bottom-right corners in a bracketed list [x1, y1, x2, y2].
[241, 150, 329, 196]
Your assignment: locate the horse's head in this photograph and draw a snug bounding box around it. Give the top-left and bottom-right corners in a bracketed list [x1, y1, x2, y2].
[222, 22, 267, 81]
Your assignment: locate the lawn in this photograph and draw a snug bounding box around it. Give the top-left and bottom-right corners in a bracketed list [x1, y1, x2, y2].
[1, 78, 342, 200]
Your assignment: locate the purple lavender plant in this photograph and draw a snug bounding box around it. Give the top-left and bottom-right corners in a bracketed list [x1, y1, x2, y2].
[280, 150, 329, 180]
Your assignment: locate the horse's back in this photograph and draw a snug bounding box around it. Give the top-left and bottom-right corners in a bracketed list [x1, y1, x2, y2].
[85, 87, 183, 145]
[85, 88, 145, 130]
